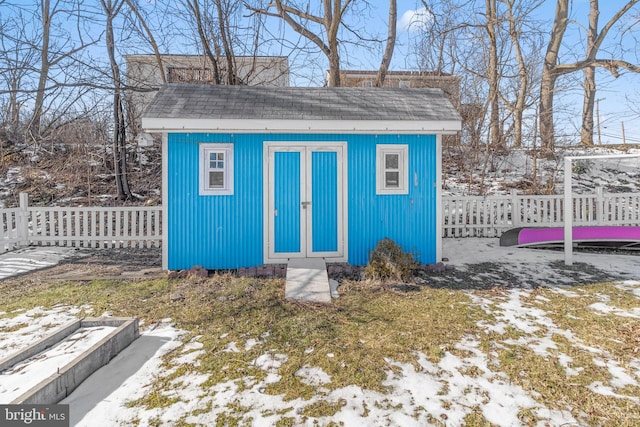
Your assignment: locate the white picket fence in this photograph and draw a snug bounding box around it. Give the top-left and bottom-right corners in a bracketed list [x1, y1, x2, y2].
[1, 189, 639, 252]
[0, 193, 162, 252]
[443, 188, 640, 237]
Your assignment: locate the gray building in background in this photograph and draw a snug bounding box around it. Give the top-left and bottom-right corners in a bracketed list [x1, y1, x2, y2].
[125, 55, 290, 144]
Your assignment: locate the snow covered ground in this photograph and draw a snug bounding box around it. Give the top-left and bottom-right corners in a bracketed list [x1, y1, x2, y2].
[0, 239, 637, 426]
[0, 246, 85, 280]
[444, 146, 640, 195]
[1, 325, 117, 402]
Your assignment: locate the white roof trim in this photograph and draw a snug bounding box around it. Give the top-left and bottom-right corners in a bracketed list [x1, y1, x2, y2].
[142, 118, 462, 134]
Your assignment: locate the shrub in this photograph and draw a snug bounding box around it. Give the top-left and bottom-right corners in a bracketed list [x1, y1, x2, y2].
[364, 238, 416, 282]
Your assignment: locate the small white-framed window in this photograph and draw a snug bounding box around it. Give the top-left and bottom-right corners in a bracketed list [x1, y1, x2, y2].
[199, 143, 234, 195]
[362, 80, 373, 87]
[376, 144, 408, 195]
[398, 80, 410, 88]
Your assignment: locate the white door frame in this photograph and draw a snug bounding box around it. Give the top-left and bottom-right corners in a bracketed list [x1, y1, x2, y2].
[263, 142, 348, 264]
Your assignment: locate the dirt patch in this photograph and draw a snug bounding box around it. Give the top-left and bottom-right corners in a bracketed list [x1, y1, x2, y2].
[0, 244, 633, 292]
[413, 260, 628, 290]
[0, 247, 163, 285]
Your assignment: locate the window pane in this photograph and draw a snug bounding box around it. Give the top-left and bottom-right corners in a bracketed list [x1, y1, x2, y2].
[209, 171, 224, 188]
[210, 152, 217, 161]
[216, 161, 224, 168]
[385, 171, 399, 187]
[385, 153, 399, 169]
[218, 152, 224, 161]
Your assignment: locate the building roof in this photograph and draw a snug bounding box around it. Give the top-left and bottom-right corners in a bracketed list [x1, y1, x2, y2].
[142, 84, 461, 134]
[339, 70, 459, 78]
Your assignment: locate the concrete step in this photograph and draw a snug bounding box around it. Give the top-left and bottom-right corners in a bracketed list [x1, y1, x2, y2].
[285, 258, 331, 303]
[0, 317, 139, 404]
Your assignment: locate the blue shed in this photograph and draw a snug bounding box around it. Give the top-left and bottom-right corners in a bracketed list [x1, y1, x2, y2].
[142, 85, 461, 271]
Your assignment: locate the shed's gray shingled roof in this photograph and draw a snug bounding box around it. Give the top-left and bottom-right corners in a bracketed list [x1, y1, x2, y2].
[142, 84, 461, 122]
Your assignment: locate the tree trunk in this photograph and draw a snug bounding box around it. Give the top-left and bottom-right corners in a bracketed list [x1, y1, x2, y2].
[539, 70, 558, 152]
[29, 0, 51, 139]
[580, 66, 596, 146]
[540, 0, 639, 151]
[485, 0, 501, 150]
[580, 1, 599, 146]
[124, 0, 166, 84]
[215, 0, 237, 85]
[186, 0, 221, 84]
[505, 0, 532, 148]
[375, 0, 396, 87]
[538, 0, 568, 152]
[325, 0, 342, 87]
[250, 0, 352, 87]
[103, 0, 133, 200]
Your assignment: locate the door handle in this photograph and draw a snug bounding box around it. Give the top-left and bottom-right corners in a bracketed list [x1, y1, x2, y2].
[301, 201, 311, 209]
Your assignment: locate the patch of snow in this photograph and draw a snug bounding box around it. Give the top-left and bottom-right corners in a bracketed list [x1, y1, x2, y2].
[244, 338, 260, 351]
[0, 247, 85, 280]
[173, 350, 203, 366]
[0, 306, 82, 359]
[1, 326, 117, 402]
[61, 320, 186, 426]
[6, 167, 23, 184]
[223, 341, 239, 353]
[295, 365, 331, 386]
[587, 382, 640, 402]
[174, 338, 205, 366]
[253, 352, 287, 371]
[592, 357, 638, 389]
[617, 280, 640, 298]
[557, 353, 583, 377]
[589, 302, 640, 318]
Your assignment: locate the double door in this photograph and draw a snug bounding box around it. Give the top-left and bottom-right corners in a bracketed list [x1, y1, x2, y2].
[266, 143, 345, 261]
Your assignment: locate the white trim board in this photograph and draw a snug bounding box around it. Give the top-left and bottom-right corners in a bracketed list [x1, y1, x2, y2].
[161, 133, 169, 271]
[142, 118, 461, 134]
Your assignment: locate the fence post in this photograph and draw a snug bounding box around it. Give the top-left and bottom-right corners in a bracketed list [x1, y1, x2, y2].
[596, 186, 603, 225]
[511, 189, 519, 227]
[18, 192, 29, 247]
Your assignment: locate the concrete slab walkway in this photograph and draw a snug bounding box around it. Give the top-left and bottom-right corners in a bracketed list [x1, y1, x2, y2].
[285, 258, 331, 303]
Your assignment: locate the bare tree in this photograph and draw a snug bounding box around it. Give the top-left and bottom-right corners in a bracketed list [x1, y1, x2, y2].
[101, 0, 132, 200]
[375, 0, 396, 87]
[484, 0, 502, 150]
[214, 0, 240, 85]
[123, 0, 166, 84]
[28, 0, 97, 140]
[184, 0, 222, 84]
[0, 13, 37, 142]
[502, 0, 543, 148]
[248, 0, 354, 87]
[181, 0, 258, 85]
[539, 0, 640, 152]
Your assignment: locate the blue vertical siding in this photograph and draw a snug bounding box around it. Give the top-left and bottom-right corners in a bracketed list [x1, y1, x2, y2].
[167, 133, 264, 269]
[274, 152, 301, 253]
[346, 134, 437, 265]
[312, 151, 338, 252]
[167, 132, 437, 269]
